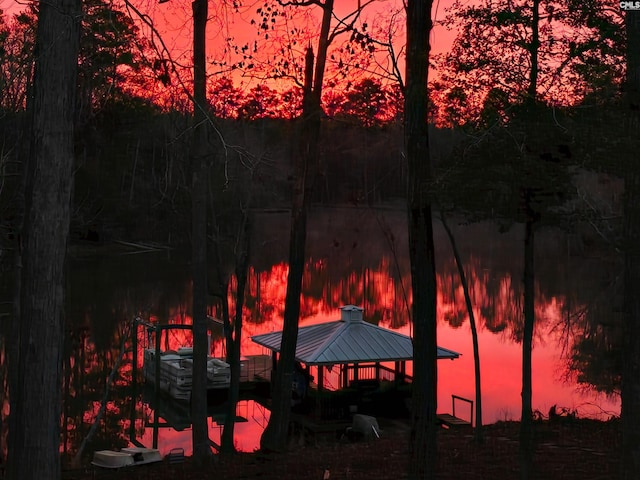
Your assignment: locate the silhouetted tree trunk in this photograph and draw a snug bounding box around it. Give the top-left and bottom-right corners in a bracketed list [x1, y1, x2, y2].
[520, 189, 536, 480]
[260, 0, 332, 452]
[221, 218, 251, 453]
[440, 214, 483, 443]
[405, 0, 437, 478]
[520, 1, 540, 476]
[261, 45, 320, 452]
[621, 9, 640, 480]
[190, 0, 211, 464]
[6, 0, 80, 478]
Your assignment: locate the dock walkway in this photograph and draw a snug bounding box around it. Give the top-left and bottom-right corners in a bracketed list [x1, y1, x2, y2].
[437, 395, 474, 428]
[437, 413, 472, 428]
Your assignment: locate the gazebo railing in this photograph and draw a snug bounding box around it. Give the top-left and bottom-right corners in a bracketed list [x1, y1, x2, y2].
[344, 363, 407, 387]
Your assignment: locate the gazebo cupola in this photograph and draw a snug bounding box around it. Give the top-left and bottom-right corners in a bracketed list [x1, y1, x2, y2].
[340, 305, 363, 323]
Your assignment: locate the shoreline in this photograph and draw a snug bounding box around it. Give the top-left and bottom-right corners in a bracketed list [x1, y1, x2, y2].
[62, 417, 621, 480]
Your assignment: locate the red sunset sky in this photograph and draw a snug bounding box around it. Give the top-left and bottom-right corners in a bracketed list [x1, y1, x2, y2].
[1, 0, 459, 104]
[134, 0, 458, 90]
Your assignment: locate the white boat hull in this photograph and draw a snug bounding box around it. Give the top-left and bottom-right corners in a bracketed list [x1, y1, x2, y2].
[92, 450, 134, 469]
[143, 348, 230, 401]
[121, 447, 163, 465]
[92, 447, 162, 469]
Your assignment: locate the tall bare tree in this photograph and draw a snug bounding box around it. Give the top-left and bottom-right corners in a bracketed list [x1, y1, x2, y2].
[405, 0, 438, 478]
[256, 0, 383, 451]
[621, 8, 640, 480]
[260, 41, 324, 452]
[259, 0, 339, 452]
[439, 213, 484, 443]
[6, 0, 80, 478]
[220, 215, 252, 453]
[190, 0, 212, 464]
[520, 185, 536, 480]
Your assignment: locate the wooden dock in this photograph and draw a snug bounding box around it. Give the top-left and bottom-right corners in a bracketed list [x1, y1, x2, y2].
[437, 395, 474, 428]
[437, 413, 471, 428]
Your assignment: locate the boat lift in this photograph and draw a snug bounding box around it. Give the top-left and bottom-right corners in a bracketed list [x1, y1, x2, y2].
[130, 316, 223, 448]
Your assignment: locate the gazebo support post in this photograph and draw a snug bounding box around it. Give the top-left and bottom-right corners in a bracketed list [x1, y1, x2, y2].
[317, 366, 324, 420]
[270, 351, 277, 381]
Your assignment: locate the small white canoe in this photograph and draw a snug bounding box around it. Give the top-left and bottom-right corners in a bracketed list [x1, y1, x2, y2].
[92, 447, 162, 469]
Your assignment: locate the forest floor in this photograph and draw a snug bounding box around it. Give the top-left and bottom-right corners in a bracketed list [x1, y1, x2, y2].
[63, 417, 620, 480]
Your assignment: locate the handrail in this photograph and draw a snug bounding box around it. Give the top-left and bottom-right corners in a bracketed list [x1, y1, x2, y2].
[452, 394, 474, 426]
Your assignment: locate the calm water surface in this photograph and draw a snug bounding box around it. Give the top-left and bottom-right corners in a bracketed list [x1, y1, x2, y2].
[4, 206, 621, 460]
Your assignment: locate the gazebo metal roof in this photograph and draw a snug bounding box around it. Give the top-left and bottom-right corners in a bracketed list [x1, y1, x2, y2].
[250, 305, 460, 366]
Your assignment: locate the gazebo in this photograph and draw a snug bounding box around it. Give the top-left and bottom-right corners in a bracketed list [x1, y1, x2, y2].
[251, 305, 460, 395]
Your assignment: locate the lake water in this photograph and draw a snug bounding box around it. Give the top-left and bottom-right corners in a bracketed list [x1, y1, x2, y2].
[2, 206, 622, 460]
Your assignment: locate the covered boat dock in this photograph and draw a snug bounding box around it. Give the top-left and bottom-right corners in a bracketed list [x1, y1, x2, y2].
[251, 305, 462, 426]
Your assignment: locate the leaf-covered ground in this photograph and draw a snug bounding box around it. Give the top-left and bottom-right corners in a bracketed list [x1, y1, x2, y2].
[64, 418, 620, 480]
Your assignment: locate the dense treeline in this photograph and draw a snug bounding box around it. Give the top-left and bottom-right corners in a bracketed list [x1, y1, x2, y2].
[0, 0, 625, 248]
[0, 100, 460, 247]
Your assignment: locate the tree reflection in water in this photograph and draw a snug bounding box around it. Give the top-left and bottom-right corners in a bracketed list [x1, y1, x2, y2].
[0, 208, 623, 465]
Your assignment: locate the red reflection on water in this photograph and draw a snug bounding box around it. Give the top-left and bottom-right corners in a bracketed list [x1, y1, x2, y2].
[136, 400, 269, 456]
[126, 253, 620, 454]
[436, 322, 620, 423]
